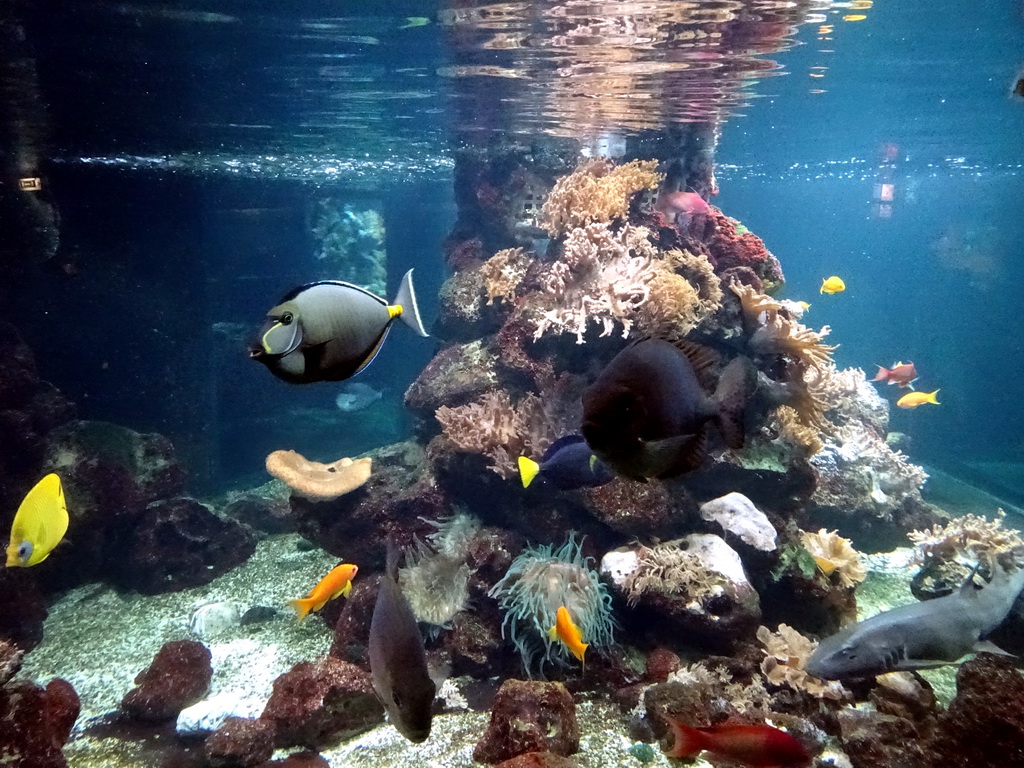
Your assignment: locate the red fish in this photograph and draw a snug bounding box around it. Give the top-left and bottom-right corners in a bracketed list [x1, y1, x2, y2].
[661, 716, 812, 767]
[872, 361, 918, 389]
[655, 191, 712, 225]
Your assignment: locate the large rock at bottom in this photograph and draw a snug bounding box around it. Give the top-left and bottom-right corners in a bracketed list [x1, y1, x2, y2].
[115, 497, 256, 594]
[473, 680, 579, 764]
[0, 567, 48, 650]
[494, 754, 580, 768]
[0, 677, 80, 768]
[260, 657, 384, 749]
[204, 716, 276, 767]
[925, 654, 1024, 767]
[121, 640, 212, 721]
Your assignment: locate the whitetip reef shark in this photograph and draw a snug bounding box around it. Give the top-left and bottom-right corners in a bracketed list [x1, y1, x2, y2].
[806, 560, 1024, 680]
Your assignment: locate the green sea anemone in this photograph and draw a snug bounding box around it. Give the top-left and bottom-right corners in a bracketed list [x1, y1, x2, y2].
[489, 533, 615, 674]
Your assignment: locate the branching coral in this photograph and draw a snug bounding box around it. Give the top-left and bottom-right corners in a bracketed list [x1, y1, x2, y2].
[540, 158, 662, 237]
[635, 248, 723, 338]
[807, 364, 888, 434]
[489, 534, 615, 674]
[799, 529, 867, 588]
[773, 405, 824, 456]
[399, 513, 481, 626]
[908, 509, 1024, 565]
[479, 247, 530, 306]
[757, 624, 849, 700]
[435, 390, 565, 478]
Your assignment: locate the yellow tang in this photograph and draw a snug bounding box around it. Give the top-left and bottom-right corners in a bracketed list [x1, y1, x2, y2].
[820, 276, 846, 294]
[897, 389, 940, 409]
[6, 473, 68, 567]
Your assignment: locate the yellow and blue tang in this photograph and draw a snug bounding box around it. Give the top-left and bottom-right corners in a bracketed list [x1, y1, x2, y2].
[6, 473, 68, 567]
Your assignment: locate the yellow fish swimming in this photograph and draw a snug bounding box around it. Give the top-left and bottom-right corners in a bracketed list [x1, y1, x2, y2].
[548, 605, 588, 666]
[820, 276, 846, 294]
[897, 389, 940, 409]
[6, 473, 68, 567]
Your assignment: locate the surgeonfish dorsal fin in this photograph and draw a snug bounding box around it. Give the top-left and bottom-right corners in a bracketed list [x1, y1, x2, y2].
[385, 539, 402, 581]
[668, 338, 719, 389]
[392, 269, 429, 337]
[542, 434, 587, 462]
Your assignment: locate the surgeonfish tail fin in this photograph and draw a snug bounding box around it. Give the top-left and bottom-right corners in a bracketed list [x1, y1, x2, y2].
[713, 355, 756, 449]
[289, 598, 315, 621]
[518, 456, 540, 488]
[392, 269, 429, 337]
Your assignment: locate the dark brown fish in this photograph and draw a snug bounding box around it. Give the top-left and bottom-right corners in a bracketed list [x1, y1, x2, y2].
[581, 338, 755, 481]
[368, 541, 436, 743]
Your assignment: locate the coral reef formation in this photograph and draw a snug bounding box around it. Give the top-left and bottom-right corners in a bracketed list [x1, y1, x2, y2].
[800, 529, 868, 588]
[757, 623, 848, 700]
[265, 450, 372, 501]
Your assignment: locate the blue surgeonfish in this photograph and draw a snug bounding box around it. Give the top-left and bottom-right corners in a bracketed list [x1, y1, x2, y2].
[250, 268, 428, 384]
[806, 560, 1024, 680]
[368, 540, 436, 743]
[581, 338, 755, 481]
[517, 435, 615, 491]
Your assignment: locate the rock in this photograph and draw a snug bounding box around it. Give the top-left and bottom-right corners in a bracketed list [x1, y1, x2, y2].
[0, 567, 48, 650]
[494, 753, 580, 768]
[204, 716, 275, 768]
[265, 752, 331, 768]
[115, 497, 256, 594]
[328, 578, 378, 666]
[121, 640, 212, 722]
[582, 478, 690, 538]
[0, 640, 23, 685]
[260, 657, 384, 749]
[699, 492, 777, 551]
[473, 679, 579, 764]
[644, 647, 682, 684]
[0, 677, 79, 768]
[221, 486, 294, 534]
[176, 692, 264, 737]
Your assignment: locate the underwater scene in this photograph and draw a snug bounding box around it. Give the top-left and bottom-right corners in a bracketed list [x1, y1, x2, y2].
[3, 0, 1024, 766]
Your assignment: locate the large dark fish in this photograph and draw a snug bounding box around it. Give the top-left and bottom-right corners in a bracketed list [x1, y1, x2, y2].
[517, 434, 615, 491]
[250, 268, 428, 384]
[368, 541, 436, 743]
[581, 338, 755, 481]
[806, 561, 1024, 680]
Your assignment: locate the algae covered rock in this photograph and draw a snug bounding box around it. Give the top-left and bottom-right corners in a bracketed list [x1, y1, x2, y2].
[121, 639, 211, 722]
[473, 679, 580, 764]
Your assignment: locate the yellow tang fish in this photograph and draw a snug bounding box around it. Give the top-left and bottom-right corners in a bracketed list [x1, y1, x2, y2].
[820, 276, 846, 294]
[897, 389, 940, 409]
[6, 473, 69, 567]
[548, 605, 589, 666]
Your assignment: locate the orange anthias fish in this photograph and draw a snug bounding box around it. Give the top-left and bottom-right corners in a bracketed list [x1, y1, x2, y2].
[290, 562, 358, 620]
[897, 389, 940, 409]
[547, 605, 588, 665]
[661, 716, 812, 767]
[872, 361, 918, 389]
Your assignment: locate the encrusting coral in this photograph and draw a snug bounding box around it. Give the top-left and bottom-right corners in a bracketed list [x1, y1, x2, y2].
[540, 158, 662, 237]
[908, 509, 1024, 565]
[264, 450, 372, 501]
[757, 623, 849, 700]
[799, 529, 867, 588]
[489, 534, 615, 674]
[479, 247, 530, 306]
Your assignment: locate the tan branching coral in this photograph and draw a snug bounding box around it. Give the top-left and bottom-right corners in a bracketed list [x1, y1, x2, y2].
[773, 405, 824, 456]
[908, 509, 1024, 565]
[540, 158, 662, 237]
[757, 624, 849, 700]
[731, 282, 786, 330]
[479, 247, 530, 305]
[800, 529, 867, 588]
[265, 450, 372, 501]
[620, 540, 721, 606]
[636, 249, 723, 338]
[435, 390, 565, 478]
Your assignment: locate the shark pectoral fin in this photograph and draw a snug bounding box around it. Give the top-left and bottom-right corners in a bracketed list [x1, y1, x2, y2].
[973, 640, 1016, 657]
[894, 659, 957, 671]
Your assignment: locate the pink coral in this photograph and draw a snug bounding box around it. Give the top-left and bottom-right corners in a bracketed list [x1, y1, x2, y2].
[707, 211, 784, 288]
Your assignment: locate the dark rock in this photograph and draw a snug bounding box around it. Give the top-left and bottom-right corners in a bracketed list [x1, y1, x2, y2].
[434, 269, 503, 342]
[0, 639, 23, 685]
[222, 488, 294, 534]
[115, 497, 256, 594]
[582, 478, 690, 538]
[0, 677, 79, 768]
[644, 647, 682, 684]
[473, 679, 579, 764]
[260, 657, 384, 749]
[240, 606, 281, 626]
[328, 576, 378, 667]
[404, 340, 501, 418]
[0, 567, 48, 650]
[494, 753, 580, 768]
[205, 716, 276, 768]
[121, 640, 212, 721]
[443, 609, 510, 679]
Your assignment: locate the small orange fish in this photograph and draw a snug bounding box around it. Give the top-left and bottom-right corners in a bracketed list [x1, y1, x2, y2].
[661, 716, 812, 767]
[290, 562, 358, 621]
[872, 361, 918, 389]
[896, 389, 940, 409]
[547, 605, 588, 665]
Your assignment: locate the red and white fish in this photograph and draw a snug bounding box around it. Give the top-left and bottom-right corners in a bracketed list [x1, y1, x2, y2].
[872, 361, 918, 389]
[661, 716, 812, 767]
[655, 191, 712, 226]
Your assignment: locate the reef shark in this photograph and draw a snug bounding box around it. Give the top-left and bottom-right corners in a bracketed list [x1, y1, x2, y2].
[806, 561, 1024, 680]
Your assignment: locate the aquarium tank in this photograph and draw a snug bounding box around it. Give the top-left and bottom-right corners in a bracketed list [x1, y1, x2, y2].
[2, 0, 1024, 766]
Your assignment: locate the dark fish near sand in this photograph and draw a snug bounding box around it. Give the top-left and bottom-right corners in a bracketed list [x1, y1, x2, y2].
[517, 435, 615, 490]
[806, 561, 1024, 680]
[581, 338, 755, 481]
[250, 268, 428, 384]
[335, 382, 383, 412]
[369, 541, 436, 743]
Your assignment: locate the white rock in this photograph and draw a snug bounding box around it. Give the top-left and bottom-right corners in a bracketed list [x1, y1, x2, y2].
[599, 548, 639, 586]
[189, 601, 241, 639]
[684, 533, 752, 590]
[176, 692, 264, 736]
[699, 492, 777, 551]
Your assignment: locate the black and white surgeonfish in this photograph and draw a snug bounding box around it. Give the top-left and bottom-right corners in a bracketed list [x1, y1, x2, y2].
[581, 338, 755, 481]
[368, 540, 436, 743]
[517, 435, 615, 491]
[250, 268, 428, 384]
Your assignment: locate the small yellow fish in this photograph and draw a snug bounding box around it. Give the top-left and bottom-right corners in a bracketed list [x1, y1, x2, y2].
[547, 605, 588, 665]
[897, 389, 940, 409]
[820, 276, 846, 294]
[6, 473, 69, 567]
[289, 562, 358, 621]
[797, 301, 811, 311]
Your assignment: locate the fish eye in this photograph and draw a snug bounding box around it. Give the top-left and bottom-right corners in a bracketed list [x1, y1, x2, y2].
[17, 541, 31, 561]
[280, 312, 294, 324]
